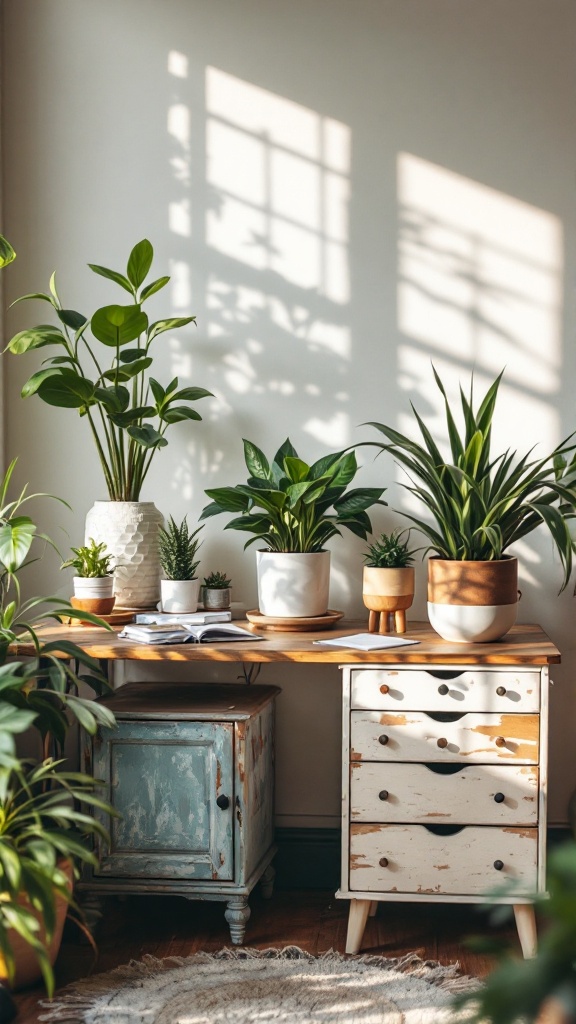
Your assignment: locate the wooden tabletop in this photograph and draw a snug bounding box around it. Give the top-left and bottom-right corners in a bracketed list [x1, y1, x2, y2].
[11, 620, 561, 666]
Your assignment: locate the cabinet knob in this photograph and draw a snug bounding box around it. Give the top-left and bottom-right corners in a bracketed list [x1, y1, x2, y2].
[495, 736, 507, 747]
[496, 686, 507, 696]
[438, 684, 449, 696]
[378, 734, 389, 746]
[378, 790, 389, 801]
[379, 857, 389, 868]
[437, 737, 448, 749]
[216, 794, 230, 810]
[494, 792, 505, 803]
[493, 859, 504, 871]
[379, 684, 390, 695]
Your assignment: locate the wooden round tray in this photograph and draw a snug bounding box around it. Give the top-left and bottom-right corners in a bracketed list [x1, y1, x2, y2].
[245, 609, 344, 632]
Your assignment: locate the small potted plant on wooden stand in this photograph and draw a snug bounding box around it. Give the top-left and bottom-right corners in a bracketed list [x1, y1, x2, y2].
[202, 571, 232, 611]
[158, 517, 203, 613]
[362, 529, 416, 634]
[61, 538, 116, 616]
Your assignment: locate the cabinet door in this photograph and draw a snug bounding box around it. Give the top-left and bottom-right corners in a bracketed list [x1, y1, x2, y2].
[93, 720, 234, 880]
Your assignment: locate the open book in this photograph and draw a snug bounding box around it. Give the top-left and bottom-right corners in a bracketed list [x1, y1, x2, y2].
[118, 621, 262, 645]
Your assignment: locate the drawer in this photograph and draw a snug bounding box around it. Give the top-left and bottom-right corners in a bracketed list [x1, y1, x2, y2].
[350, 669, 540, 713]
[350, 763, 538, 825]
[350, 711, 539, 764]
[349, 824, 538, 894]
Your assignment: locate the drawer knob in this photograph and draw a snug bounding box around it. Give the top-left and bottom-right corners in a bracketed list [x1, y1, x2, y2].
[494, 792, 505, 803]
[438, 684, 449, 696]
[216, 794, 230, 810]
[437, 737, 448, 749]
[495, 736, 507, 747]
[378, 790, 389, 801]
[379, 684, 390, 695]
[496, 686, 507, 696]
[493, 859, 504, 871]
[379, 857, 389, 868]
[378, 734, 390, 746]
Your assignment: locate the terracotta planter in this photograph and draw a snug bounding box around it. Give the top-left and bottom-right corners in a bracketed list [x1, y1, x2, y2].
[0, 860, 73, 991]
[70, 595, 116, 617]
[257, 551, 330, 618]
[160, 578, 200, 614]
[362, 566, 415, 634]
[427, 556, 518, 643]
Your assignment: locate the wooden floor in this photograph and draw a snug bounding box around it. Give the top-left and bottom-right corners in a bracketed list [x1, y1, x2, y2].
[12, 889, 516, 1022]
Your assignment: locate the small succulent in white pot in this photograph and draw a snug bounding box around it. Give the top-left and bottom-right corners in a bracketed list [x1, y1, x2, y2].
[158, 517, 203, 613]
[362, 529, 417, 634]
[61, 538, 116, 614]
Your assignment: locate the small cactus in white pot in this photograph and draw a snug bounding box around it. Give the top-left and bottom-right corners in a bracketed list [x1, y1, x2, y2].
[158, 517, 203, 613]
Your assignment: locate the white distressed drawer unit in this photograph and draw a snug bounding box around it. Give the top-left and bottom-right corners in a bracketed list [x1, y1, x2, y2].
[337, 659, 551, 960]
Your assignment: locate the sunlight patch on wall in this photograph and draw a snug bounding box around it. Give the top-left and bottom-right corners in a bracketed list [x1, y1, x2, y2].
[204, 66, 352, 392]
[397, 153, 563, 456]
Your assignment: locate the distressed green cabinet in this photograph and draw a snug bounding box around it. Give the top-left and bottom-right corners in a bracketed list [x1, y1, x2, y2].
[82, 682, 280, 944]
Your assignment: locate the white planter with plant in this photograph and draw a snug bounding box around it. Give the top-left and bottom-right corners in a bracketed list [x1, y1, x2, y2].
[202, 571, 232, 611]
[202, 438, 385, 618]
[362, 530, 416, 634]
[363, 367, 576, 642]
[8, 239, 212, 608]
[158, 517, 203, 613]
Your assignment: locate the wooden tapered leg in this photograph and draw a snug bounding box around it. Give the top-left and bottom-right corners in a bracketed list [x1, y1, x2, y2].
[368, 610, 378, 633]
[379, 612, 390, 634]
[369, 901, 378, 917]
[395, 609, 406, 633]
[513, 903, 537, 958]
[345, 899, 371, 954]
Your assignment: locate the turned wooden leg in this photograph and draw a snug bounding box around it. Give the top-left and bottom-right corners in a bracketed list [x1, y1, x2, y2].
[513, 903, 537, 958]
[378, 612, 390, 634]
[225, 896, 251, 945]
[369, 900, 378, 917]
[368, 610, 378, 633]
[395, 609, 406, 633]
[260, 863, 275, 899]
[346, 898, 371, 954]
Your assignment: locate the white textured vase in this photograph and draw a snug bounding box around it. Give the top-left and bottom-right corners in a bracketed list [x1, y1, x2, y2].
[160, 578, 200, 614]
[85, 501, 163, 609]
[257, 550, 330, 617]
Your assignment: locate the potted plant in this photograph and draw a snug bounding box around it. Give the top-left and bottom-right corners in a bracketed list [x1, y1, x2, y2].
[0, 459, 116, 995]
[362, 529, 416, 634]
[7, 239, 213, 608]
[61, 537, 116, 616]
[362, 367, 576, 642]
[158, 516, 203, 613]
[201, 438, 386, 618]
[202, 571, 232, 611]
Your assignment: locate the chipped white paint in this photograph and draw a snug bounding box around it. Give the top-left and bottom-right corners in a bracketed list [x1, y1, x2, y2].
[350, 668, 540, 713]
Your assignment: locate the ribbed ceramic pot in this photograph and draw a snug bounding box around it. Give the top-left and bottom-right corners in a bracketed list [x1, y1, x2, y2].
[257, 550, 330, 618]
[85, 501, 163, 609]
[427, 556, 518, 643]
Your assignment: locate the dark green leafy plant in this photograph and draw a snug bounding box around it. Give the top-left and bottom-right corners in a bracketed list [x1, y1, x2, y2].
[455, 842, 576, 1024]
[6, 239, 213, 500]
[0, 237, 16, 269]
[203, 571, 231, 589]
[158, 517, 203, 581]
[362, 368, 576, 589]
[201, 438, 386, 552]
[0, 758, 114, 995]
[363, 529, 416, 568]
[60, 538, 114, 578]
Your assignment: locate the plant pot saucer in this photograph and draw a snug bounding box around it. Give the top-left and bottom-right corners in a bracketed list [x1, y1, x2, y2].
[245, 609, 344, 632]
[63, 608, 136, 627]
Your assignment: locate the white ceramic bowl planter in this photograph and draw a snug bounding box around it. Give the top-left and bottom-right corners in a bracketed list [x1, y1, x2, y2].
[160, 578, 200, 614]
[257, 551, 330, 618]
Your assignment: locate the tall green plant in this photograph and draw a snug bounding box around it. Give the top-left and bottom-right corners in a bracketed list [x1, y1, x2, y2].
[201, 438, 386, 551]
[6, 239, 212, 500]
[362, 368, 576, 589]
[158, 517, 203, 581]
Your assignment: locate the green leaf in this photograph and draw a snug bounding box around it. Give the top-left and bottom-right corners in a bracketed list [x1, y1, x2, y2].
[88, 263, 133, 294]
[91, 304, 148, 347]
[7, 326, 67, 355]
[93, 385, 130, 414]
[0, 234, 16, 267]
[57, 309, 88, 331]
[161, 406, 202, 424]
[244, 440, 270, 481]
[108, 406, 156, 427]
[140, 275, 170, 301]
[147, 316, 196, 342]
[37, 370, 95, 408]
[127, 425, 167, 448]
[101, 357, 153, 382]
[9, 291, 55, 309]
[21, 367, 65, 398]
[201, 488, 250, 515]
[119, 348, 145, 363]
[170, 386, 213, 402]
[149, 378, 165, 406]
[283, 457, 310, 484]
[127, 238, 153, 289]
[0, 516, 36, 571]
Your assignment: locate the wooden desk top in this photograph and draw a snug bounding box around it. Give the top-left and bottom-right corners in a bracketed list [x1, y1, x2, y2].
[12, 620, 560, 666]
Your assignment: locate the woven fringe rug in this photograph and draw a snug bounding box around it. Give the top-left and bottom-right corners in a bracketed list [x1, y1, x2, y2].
[38, 946, 479, 1024]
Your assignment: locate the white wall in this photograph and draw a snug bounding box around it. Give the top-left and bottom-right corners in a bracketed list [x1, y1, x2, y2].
[2, 0, 576, 826]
